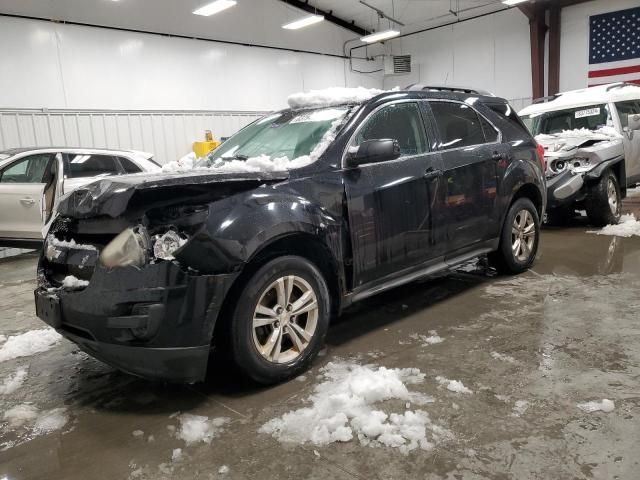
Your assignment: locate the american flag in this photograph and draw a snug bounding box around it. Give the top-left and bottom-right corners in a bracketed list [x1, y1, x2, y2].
[588, 6, 640, 87]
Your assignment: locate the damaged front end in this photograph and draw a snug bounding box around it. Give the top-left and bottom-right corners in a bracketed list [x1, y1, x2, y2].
[537, 131, 624, 209]
[34, 172, 286, 382]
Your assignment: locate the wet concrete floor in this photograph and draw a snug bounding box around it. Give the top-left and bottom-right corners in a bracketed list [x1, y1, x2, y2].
[1, 215, 639, 480]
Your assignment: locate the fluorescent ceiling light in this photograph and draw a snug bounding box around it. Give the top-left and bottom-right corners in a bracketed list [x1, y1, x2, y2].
[360, 29, 400, 43]
[282, 14, 325, 30]
[193, 0, 236, 17]
[502, 0, 529, 5]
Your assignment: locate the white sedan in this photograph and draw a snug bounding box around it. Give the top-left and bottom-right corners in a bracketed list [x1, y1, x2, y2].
[0, 147, 161, 247]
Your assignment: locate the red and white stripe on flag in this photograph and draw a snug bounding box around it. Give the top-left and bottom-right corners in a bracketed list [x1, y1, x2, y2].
[589, 59, 640, 87]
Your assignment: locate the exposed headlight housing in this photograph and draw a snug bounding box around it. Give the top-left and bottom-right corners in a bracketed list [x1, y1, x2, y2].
[99, 227, 149, 268]
[153, 230, 187, 261]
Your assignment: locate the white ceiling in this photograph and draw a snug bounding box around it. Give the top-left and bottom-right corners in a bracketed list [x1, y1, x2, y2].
[0, 0, 514, 46]
[311, 0, 510, 35]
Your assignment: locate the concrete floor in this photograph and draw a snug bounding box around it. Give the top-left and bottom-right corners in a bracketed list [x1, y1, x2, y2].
[1, 215, 640, 480]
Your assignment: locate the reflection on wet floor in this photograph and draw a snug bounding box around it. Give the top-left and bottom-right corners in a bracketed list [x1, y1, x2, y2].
[0, 224, 639, 480]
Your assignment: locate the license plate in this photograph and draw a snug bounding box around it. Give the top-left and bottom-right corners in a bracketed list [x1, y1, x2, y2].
[35, 292, 62, 329]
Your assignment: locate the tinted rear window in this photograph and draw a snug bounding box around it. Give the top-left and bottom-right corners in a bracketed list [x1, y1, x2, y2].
[118, 157, 142, 173]
[430, 102, 486, 149]
[486, 102, 531, 136]
[65, 154, 119, 178]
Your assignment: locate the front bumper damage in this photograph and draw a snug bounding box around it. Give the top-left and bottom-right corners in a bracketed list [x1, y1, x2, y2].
[35, 239, 239, 383]
[538, 132, 625, 210]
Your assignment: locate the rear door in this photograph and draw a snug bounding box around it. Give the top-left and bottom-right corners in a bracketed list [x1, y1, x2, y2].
[427, 101, 501, 254]
[344, 101, 446, 287]
[0, 153, 54, 239]
[614, 100, 640, 185]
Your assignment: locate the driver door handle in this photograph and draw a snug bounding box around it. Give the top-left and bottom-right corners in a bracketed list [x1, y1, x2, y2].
[424, 167, 443, 180]
[20, 197, 36, 206]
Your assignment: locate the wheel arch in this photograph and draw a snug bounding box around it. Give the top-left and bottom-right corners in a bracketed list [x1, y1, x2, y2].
[510, 182, 544, 217]
[212, 232, 343, 346]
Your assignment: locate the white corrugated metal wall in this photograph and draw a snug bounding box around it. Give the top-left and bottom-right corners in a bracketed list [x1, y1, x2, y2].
[0, 109, 267, 164]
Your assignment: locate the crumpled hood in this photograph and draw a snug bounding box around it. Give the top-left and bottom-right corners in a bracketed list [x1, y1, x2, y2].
[57, 170, 289, 219]
[535, 128, 623, 157]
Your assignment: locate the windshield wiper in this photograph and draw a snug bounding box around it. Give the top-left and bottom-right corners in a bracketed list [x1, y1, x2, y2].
[221, 154, 249, 161]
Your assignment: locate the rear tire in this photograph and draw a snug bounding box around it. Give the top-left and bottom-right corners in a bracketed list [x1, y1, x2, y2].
[227, 256, 330, 384]
[489, 197, 540, 274]
[585, 170, 621, 227]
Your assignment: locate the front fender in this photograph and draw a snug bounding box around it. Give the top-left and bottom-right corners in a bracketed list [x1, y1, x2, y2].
[174, 190, 342, 274]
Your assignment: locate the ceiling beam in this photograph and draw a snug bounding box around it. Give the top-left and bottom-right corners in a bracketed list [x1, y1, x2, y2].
[279, 0, 369, 36]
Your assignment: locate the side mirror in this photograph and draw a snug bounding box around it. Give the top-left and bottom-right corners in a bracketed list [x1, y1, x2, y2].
[346, 139, 401, 167]
[627, 113, 640, 131]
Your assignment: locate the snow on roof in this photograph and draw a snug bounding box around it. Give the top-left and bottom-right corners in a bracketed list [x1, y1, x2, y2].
[287, 86, 389, 109]
[519, 83, 640, 116]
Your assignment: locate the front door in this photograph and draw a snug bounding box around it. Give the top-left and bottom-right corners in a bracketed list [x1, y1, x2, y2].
[427, 101, 500, 254]
[0, 153, 54, 239]
[614, 100, 640, 185]
[344, 101, 445, 288]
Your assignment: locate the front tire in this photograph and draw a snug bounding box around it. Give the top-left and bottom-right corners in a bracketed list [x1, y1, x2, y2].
[585, 170, 621, 227]
[489, 197, 540, 274]
[228, 256, 330, 384]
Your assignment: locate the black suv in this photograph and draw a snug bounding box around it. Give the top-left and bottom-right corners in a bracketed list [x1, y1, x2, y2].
[35, 87, 546, 384]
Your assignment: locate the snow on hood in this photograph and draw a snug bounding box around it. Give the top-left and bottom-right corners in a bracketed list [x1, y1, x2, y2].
[162, 114, 345, 174]
[287, 86, 390, 109]
[535, 127, 622, 150]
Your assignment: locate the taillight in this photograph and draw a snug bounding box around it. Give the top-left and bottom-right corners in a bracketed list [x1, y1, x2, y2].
[535, 143, 546, 171]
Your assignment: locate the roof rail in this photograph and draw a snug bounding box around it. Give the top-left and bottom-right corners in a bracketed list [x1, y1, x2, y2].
[606, 82, 639, 92]
[531, 95, 559, 104]
[405, 84, 494, 96]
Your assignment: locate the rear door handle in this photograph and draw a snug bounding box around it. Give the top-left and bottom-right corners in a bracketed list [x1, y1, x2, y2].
[20, 197, 36, 206]
[424, 168, 443, 180]
[492, 152, 506, 161]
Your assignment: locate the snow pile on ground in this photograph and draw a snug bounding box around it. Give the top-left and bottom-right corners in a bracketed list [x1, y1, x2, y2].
[0, 329, 62, 363]
[588, 214, 640, 238]
[490, 351, 516, 364]
[3, 404, 68, 433]
[171, 448, 182, 462]
[176, 413, 230, 445]
[260, 361, 446, 453]
[287, 86, 387, 109]
[218, 465, 230, 474]
[61, 275, 89, 289]
[577, 399, 615, 413]
[33, 408, 69, 434]
[435, 376, 473, 394]
[0, 367, 28, 395]
[410, 331, 444, 346]
[512, 400, 530, 417]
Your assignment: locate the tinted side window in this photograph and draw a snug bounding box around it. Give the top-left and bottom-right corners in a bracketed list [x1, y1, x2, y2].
[119, 157, 142, 173]
[65, 154, 119, 178]
[616, 101, 640, 129]
[353, 102, 428, 156]
[0, 154, 52, 183]
[430, 102, 486, 149]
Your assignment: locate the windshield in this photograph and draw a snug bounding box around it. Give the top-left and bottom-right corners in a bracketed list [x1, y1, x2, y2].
[521, 104, 612, 136]
[198, 107, 350, 169]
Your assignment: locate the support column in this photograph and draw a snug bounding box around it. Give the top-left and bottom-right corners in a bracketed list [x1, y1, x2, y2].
[548, 6, 561, 95]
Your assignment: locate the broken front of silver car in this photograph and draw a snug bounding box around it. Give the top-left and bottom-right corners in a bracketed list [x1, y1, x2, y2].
[536, 130, 625, 213]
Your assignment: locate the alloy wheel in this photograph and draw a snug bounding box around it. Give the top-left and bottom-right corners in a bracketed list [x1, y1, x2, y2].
[252, 275, 319, 364]
[511, 209, 536, 262]
[607, 177, 619, 215]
